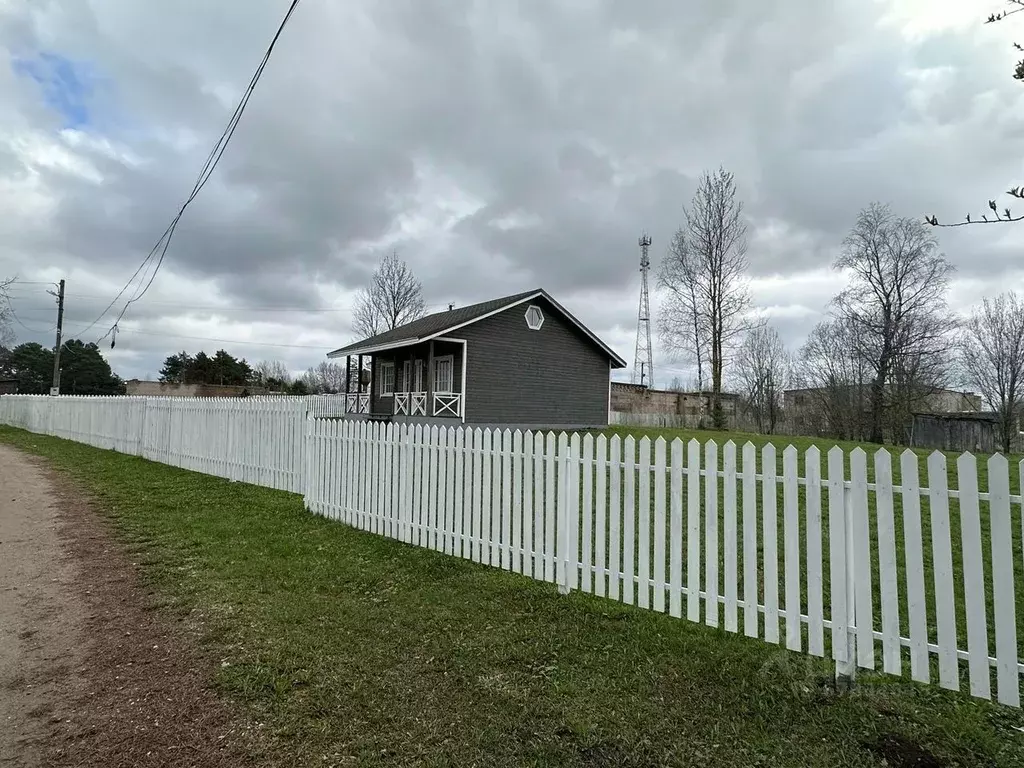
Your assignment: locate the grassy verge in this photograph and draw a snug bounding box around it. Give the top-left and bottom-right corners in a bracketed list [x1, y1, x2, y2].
[4, 426, 1024, 767]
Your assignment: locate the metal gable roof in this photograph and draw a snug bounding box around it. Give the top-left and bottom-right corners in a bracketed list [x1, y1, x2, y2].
[327, 288, 626, 367]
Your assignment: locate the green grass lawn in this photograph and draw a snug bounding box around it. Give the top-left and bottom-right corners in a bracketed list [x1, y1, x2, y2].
[4, 426, 1024, 767]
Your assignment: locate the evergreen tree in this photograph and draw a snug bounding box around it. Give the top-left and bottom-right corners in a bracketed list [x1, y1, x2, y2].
[5, 341, 122, 394]
[59, 340, 124, 395]
[159, 351, 193, 383]
[8, 342, 53, 394]
[189, 352, 214, 384]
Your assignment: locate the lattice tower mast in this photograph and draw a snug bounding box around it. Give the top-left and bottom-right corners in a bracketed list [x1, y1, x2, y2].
[632, 233, 654, 388]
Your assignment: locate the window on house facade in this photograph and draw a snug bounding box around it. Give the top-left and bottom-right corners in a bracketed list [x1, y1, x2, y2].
[403, 360, 412, 392]
[414, 359, 425, 392]
[379, 361, 395, 396]
[433, 355, 454, 393]
[524, 304, 544, 330]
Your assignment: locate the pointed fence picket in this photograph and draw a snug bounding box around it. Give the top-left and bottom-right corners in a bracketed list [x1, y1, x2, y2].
[652, 439, 667, 613]
[5, 395, 1024, 709]
[637, 437, 652, 610]
[669, 439, 684, 620]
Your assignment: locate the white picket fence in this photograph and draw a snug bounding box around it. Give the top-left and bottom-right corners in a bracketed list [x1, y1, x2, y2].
[304, 419, 1024, 708]
[0, 394, 346, 493]
[2, 395, 1023, 707]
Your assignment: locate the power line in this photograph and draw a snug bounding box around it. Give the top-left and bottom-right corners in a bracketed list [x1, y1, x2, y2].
[11, 300, 352, 314]
[4, 291, 58, 334]
[71, 0, 302, 343]
[115, 327, 331, 350]
[6, 304, 56, 334]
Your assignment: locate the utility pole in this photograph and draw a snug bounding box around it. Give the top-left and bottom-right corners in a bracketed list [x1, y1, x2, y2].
[48, 279, 65, 396]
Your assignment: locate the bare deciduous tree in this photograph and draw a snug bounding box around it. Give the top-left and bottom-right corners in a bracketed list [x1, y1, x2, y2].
[666, 375, 687, 393]
[252, 359, 292, 387]
[659, 231, 709, 395]
[1, 276, 14, 347]
[833, 203, 955, 443]
[353, 251, 426, 338]
[927, 3, 1024, 227]
[796, 318, 871, 440]
[735, 325, 788, 434]
[987, 1, 1024, 80]
[302, 360, 347, 394]
[960, 291, 1024, 453]
[658, 167, 754, 429]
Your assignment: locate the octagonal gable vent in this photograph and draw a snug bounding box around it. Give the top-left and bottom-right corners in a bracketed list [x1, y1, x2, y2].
[524, 304, 544, 330]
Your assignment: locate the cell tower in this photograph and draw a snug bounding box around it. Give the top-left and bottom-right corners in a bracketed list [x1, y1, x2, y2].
[632, 232, 654, 389]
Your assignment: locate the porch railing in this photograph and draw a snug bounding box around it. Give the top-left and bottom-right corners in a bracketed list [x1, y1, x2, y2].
[345, 393, 370, 415]
[394, 392, 430, 416]
[433, 392, 462, 418]
[411, 392, 427, 416]
[381, 391, 461, 418]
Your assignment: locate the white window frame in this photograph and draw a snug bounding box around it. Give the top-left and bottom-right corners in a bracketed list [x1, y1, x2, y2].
[378, 360, 395, 396]
[414, 359, 425, 392]
[433, 355, 454, 394]
[525, 304, 545, 330]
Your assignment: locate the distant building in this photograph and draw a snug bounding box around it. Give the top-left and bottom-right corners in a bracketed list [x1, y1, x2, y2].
[783, 384, 983, 438]
[610, 382, 740, 424]
[125, 380, 268, 398]
[910, 411, 1006, 454]
[0, 379, 18, 395]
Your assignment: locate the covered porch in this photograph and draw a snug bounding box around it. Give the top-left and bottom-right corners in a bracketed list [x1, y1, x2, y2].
[339, 338, 466, 422]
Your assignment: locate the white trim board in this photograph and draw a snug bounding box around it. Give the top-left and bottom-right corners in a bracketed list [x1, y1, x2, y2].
[435, 337, 468, 423]
[378, 360, 396, 397]
[327, 338, 421, 358]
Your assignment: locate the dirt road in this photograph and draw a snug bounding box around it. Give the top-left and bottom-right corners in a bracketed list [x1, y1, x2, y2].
[0, 445, 84, 767]
[0, 445, 253, 767]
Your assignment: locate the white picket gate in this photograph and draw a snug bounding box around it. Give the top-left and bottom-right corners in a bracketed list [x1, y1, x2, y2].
[2, 395, 1022, 707]
[304, 419, 1024, 708]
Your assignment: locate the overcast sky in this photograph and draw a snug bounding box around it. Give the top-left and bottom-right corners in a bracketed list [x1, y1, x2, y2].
[2, 0, 1023, 386]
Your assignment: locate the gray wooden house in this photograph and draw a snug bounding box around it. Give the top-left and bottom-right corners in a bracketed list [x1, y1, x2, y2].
[327, 289, 626, 429]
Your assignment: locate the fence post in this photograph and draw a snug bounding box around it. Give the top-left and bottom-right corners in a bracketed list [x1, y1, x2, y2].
[303, 413, 315, 511]
[557, 432, 575, 596]
[836, 482, 858, 689]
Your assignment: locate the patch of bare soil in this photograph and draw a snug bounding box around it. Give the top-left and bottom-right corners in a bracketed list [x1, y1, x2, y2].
[0, 445, 256, 767]
[866, 733, 945, 768]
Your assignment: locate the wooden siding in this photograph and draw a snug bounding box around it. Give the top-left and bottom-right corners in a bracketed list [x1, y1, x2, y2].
[456, 296, 610, 427]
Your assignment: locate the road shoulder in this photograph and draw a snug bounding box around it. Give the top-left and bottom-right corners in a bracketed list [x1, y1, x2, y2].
[0, 445, 255, 768]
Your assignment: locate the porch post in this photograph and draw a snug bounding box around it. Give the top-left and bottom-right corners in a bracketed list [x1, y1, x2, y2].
[427, 341, 435, 417]
[459, 340, 467, 423]
[345, 355, 351, 395]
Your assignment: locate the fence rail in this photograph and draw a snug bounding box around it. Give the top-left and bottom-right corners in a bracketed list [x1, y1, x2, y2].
[2, 395, 1022, 707]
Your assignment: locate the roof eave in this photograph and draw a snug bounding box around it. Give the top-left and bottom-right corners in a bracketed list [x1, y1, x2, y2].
[326, 287, 627, 367]
[326, 337, 422, 358]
